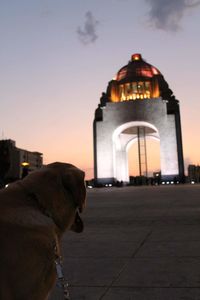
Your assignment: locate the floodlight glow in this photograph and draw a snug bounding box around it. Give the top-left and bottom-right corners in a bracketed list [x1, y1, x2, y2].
[21, 162, 29, 167]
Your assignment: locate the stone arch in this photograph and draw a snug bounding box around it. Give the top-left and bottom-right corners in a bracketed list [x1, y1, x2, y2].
[112, 121, 160, 182]
[93, 100, 184, 185]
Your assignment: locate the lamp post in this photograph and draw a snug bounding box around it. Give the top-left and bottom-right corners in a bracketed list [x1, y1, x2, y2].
[21, 162, 30, 178]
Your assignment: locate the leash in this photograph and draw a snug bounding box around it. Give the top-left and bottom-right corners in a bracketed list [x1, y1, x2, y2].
[55, 256, 70, 300]
[54, 238, 70, 300]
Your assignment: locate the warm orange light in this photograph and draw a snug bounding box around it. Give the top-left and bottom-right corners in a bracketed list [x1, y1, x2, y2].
[131, 53, 142, 61]
[21, 162, 29, 167]
[141, 69, 152, 77]
[152, 67, 159, 75]
[117, 81, 155, 101]
[152, 80, 160, 98]
[110, 81, 120, 102]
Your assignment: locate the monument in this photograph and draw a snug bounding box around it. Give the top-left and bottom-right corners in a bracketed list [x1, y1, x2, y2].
[93, 53, 184, 184]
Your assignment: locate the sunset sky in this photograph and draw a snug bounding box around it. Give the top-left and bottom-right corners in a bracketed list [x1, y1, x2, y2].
[0, 0, 200, 179]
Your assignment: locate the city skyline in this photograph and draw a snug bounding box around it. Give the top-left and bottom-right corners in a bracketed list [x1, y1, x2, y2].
[0, 0, 200, 179]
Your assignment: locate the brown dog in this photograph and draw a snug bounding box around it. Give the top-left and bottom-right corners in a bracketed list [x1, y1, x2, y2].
[0, 162, 86, 300]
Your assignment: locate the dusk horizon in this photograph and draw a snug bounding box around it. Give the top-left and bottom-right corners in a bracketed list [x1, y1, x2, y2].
[1, 0, 200, 180]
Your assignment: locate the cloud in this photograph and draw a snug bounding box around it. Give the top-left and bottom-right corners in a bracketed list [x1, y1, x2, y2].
[145, 0, 200, 31]
[77, 11, 99, 45]
[40, 0, 53, 18]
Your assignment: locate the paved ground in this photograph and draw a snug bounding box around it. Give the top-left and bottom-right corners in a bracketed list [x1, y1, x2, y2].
[50, 184, 200, 300]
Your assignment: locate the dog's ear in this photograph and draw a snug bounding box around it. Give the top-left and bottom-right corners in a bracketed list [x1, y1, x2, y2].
[61, 166, 86, 213]
[21, 168, 76, 231]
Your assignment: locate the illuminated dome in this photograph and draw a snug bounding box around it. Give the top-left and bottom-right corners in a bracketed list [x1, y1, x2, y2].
[116, 53, 161, 83]
[100, 53, 176, 104]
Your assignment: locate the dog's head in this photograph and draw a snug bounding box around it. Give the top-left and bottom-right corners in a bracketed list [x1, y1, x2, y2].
[21, 162, 86, 233]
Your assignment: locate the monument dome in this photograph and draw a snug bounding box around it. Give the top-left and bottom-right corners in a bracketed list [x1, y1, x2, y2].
[116, 53, 161, 82]
[105, 53, 175, 103]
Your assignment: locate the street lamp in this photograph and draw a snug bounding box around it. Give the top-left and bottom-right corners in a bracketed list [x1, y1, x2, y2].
[21, 162, 30, 178]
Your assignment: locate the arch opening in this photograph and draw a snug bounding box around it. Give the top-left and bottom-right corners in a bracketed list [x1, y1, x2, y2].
[128, 137, 161, 182]
[112, 121, 160, 183]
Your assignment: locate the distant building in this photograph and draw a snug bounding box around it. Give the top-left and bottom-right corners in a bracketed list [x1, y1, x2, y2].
[0, 139, 43, 185]
[188, 164, 200, 183]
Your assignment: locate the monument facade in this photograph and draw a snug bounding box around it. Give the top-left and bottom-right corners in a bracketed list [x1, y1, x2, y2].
[93, 54, 184, 184]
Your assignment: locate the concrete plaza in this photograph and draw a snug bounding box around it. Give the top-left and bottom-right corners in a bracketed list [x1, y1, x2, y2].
[50, 184, 200, 300]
